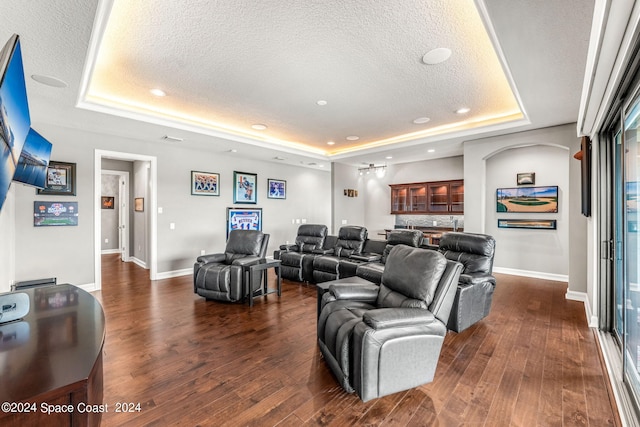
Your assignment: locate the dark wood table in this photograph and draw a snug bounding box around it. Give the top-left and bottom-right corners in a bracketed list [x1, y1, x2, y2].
[244, 259, 281, 307]
[0, 285, 105, 427]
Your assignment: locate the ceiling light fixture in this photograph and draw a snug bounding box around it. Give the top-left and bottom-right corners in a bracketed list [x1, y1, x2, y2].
[346, 135, 360, 141]
[422, 48, 452, 65]
[317, 100, 327, 106]
[150, 88, 166, 97]
[327, 141, 335, 145]
[427, 149, 435, 153]
[412, 117, 430, 124]
[31, 74, 68, 88]
[358, 163, 387, 176]
[251, 124, 268, 130]
[385, 156, 393, 159]
[456, 107, 471, 114]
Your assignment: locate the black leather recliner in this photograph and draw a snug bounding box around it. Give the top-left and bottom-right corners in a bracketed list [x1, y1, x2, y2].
[312, 226, 367, 283]
[317, 245, 463, 401]
[193, 230, 269, 302]
[274, 224, 328, 282]
[356, 229, 423, 284]
[438, 232, 496, 332]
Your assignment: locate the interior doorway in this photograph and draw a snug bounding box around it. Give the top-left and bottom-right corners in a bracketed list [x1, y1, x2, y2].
[101, 169, 130, 261]
[94, 149, 157, 290]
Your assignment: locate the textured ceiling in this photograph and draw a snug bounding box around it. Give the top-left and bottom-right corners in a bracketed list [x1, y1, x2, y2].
[0, 0, 594, 168]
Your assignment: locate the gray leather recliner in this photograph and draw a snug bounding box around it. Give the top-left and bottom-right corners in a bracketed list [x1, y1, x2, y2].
[317, 245, 463, 402]
[355, 229, 423, 284]
[193, 230, 269, 302]
[274, 224, 328, 282]
[438, 232, 496, 332]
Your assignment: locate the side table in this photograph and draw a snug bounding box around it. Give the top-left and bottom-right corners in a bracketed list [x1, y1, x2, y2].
[245, 259, 282, 307]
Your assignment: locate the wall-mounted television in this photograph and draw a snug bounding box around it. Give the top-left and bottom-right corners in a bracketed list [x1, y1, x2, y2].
[496, 185, 559, 213]
[12, 128, 52, 188]
[0, 34, 31, 210]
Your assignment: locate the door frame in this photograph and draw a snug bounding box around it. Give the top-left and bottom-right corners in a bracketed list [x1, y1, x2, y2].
[94, 150, 158, 290]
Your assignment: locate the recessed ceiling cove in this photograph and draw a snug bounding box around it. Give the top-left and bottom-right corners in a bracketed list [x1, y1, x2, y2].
[80, 0, 523, 156]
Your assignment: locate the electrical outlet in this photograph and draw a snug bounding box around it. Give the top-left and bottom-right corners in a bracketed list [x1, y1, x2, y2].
[200, 249, 205, 255]
[104, 238, 108, 243]
[432, 220, 437, 226]
[342, 219, 347, 225]
[296, 219, 301, 224]
[170, 223, 175, 230]
[301, 218, 307, 224]
[158, 207, 163, 214]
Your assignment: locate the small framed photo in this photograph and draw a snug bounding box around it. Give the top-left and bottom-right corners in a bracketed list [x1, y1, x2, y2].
[517, 172, 535, 185]
[267, 179, 286, 199]
[134, 198, 144, 212]
[191, 171, 219, 196]
[101, 196, 114, 209]
[37, 161, 76, 195]
[233, 171, 257, 204]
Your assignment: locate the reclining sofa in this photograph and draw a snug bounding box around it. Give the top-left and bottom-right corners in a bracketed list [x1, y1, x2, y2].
[274, 224, 330, 282]
[356, 229, 423, 284]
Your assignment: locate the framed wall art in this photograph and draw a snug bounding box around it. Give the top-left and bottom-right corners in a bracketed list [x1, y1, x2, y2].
[34, 201, 79, 227]
[497, 219, 557, 230]
[233, 171, 257, 204]
[134, 198, 144, 212]
[191, 171, 219, 196]
[516, 172, 535, 185]
[496, 185, 558, 213]
[101, 196, 114, 209]
[227, 207, 262, 237]
[267, 178, 286, 199]
[37, 161, 76, 195]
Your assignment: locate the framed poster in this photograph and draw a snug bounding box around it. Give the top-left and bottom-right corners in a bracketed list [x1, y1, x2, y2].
[37, 161, 76, 195]
[233, 171, 257, 204]
[191, 171, 219, 196]
[267, 178, 286, 199]
[496, 186, 558, 213]
[227, 208, 262, 237]
[134, 198, 144, 212]
[498, 219, 557, 230]
[34, 201, 79, 226]
[101, 196, 114, 209]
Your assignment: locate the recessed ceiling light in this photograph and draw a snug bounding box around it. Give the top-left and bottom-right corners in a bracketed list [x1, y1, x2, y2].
[422, 48, 452, 65]
[385, 156, 393, 159]
[346, 136, 359, 141]
[251, 124, 268, 130]
[427, 149, 435, 153]
[317, 100, 328, 106]
[150, 88, 166, 97]
[319, 164, 325, 168]
[412, 117, 431, 124]
[456, 107, 471, 114]
[327, 141, 335, 145]
[31, 74, 68, 88]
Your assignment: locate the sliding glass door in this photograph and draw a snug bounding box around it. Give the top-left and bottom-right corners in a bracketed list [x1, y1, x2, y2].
[620, 93, 640, 402]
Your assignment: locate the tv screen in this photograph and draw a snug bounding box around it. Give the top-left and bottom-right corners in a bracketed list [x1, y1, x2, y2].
[0, 34, 31, 210]
[12, 128, 52, 188]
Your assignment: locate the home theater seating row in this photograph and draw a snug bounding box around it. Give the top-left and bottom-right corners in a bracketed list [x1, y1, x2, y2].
[275, 225, 497, 333]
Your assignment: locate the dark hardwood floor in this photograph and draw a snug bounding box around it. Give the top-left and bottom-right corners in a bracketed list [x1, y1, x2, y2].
[95, 254, 620, 426]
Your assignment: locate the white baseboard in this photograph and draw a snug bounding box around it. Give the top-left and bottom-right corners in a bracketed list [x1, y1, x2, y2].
[131, 257, 147, 269]
[566, 290, 598, 328]
[73, 282, 98, 293]
[101, 249, 121, 255]
[155, 268, 191, 280]
[493, 266, 568, 282]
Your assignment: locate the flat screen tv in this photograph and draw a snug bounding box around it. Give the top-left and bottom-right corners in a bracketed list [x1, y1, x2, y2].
[496, 185, 559, 213]
[0, 34, 31, 210]
[12, 128, 52, 188]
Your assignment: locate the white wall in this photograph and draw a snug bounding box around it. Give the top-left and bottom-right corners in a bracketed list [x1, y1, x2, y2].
[331, 162, 365, 235]
[464, 124, 587, 290]
[6, 123, 331, 289]
[0, 187, 15, 291]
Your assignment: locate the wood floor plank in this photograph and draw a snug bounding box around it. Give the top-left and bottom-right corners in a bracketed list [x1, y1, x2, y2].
[95, 255, 621, 426]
